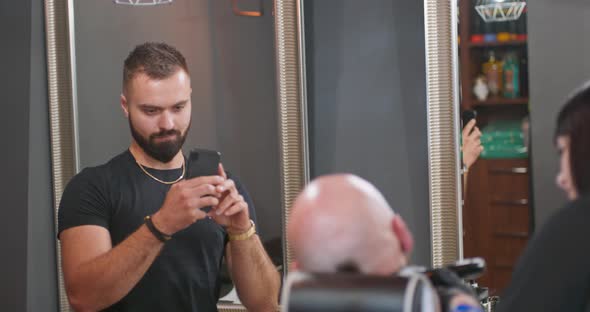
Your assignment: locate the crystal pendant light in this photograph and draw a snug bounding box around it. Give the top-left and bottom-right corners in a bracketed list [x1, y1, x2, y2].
[475, 0, 526, 22]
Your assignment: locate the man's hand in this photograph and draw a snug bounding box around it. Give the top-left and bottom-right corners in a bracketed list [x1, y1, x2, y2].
[209, 163, 251, 233]
[152, 175, 224, 235]
[462, 119, 483, 170]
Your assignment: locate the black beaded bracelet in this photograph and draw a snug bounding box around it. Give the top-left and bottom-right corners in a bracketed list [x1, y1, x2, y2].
[144, 215, 172, 243]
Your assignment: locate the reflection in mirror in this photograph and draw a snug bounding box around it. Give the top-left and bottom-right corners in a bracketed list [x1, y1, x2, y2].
[48, 1, 282, 311]
[458, 0, 532, 296]
[302, 0, 432, 267]
[276, 0, 464, 302]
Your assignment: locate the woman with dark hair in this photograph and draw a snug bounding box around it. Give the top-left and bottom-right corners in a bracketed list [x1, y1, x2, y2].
[497, 83, 590, 312]
[554, 84, 590, 198]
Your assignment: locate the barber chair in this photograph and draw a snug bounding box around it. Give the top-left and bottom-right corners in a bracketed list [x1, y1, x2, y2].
[281, 271, 439, 312]
[281, 258, 487, 312]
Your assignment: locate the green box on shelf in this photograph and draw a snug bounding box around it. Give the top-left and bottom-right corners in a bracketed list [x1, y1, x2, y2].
[479, 120, 528, 159]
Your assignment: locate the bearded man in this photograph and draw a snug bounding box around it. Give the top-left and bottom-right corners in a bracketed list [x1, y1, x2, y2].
[58, 42, 280, 312]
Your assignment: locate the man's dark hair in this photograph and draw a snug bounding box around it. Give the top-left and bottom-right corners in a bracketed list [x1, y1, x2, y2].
[555, 82, 590, 196]
[123, 42, 189, 92]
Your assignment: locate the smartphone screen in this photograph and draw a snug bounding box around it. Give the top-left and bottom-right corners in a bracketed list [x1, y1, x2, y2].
[462, 110, 477, 130]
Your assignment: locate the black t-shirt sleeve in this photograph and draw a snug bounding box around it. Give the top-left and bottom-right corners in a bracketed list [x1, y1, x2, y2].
[497, 197, 590, 312]
[57, 167, 111, 239]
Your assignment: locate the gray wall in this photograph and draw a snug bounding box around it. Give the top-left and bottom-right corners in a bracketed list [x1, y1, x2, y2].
[73, 0, 281, 242]
[528, 0, 590, 228]
[0, 0, 58, 311]
[305, 0, 431, 266]
[0, 1, 30, 310]
[27, 0, 59, 311]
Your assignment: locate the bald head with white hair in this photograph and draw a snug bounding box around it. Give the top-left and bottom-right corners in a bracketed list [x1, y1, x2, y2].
[288, 174, 413, 275]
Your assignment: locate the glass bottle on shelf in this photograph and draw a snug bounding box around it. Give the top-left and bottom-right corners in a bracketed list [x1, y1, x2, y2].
[482, 50, 503, 96]
[503, 52, 520, 98]
[473, 75, 490, 101]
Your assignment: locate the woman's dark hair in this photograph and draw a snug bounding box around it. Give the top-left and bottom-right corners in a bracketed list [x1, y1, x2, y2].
[555, 82, 590, 196]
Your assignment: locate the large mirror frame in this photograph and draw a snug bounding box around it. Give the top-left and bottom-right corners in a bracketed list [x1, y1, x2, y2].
[44, 0, 461, 310]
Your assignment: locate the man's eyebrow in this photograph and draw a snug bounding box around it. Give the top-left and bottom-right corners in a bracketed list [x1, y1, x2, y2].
[137, 103, 159, 109]
[137, 100, 188, 109]
[172, 100, 188, 106]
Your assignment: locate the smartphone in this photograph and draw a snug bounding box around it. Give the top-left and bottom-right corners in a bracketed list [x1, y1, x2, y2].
[462, 110, 477, 130]
[186, 149, 221, 213]
[185, 148, 221, 180]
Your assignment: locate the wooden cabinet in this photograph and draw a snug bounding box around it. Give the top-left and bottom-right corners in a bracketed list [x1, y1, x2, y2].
[463, 158, 532, 295]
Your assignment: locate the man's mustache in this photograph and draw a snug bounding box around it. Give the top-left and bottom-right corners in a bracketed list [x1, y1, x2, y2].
[150, 129, 180, 139]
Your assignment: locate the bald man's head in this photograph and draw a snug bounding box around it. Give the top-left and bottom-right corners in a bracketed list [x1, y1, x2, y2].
[288, 174, 409, 275]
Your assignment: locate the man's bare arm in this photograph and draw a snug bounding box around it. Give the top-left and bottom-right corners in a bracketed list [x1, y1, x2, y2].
[61, 225, 163, 311]
[210, 166, 281, 311]
[226, 236, 281, 311]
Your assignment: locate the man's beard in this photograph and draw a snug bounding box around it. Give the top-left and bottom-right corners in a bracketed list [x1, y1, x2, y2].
[129, 117, 190, 163]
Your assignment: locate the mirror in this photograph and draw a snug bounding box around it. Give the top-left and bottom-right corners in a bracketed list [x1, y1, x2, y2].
[45, 1, 280, 311]
[301, 0, 432, 267]
[457, 0, 532, 296]
[41, 0, 590, 309]
[45, 0, 463, 310]
[275, 0, 463, 274]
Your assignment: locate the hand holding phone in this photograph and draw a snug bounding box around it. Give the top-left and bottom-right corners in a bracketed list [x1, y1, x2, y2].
[151, 149, 223, 235]
[462, 110, 477, 131]
[461, 110, 483, 169]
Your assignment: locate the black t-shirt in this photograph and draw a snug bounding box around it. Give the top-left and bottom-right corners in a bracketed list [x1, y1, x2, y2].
[58, 150, 257, 312]
[497, 195, 590, 312]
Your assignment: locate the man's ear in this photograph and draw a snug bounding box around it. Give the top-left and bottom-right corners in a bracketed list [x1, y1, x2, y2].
[120, 94, 129, 118]
[392, 215, 414, 257]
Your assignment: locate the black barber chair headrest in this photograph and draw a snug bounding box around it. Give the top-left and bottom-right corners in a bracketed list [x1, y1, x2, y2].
[281, 271, 439, 312]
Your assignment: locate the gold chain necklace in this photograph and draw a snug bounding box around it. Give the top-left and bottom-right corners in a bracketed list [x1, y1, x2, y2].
[136, 159, 185, 185]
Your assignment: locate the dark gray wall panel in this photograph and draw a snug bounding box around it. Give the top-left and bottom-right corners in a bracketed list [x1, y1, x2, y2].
[528, 0, 590, 228]
[0, 0, 31, 310]
[305, 0, 431, 266]
[27, 0, 59, 310]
